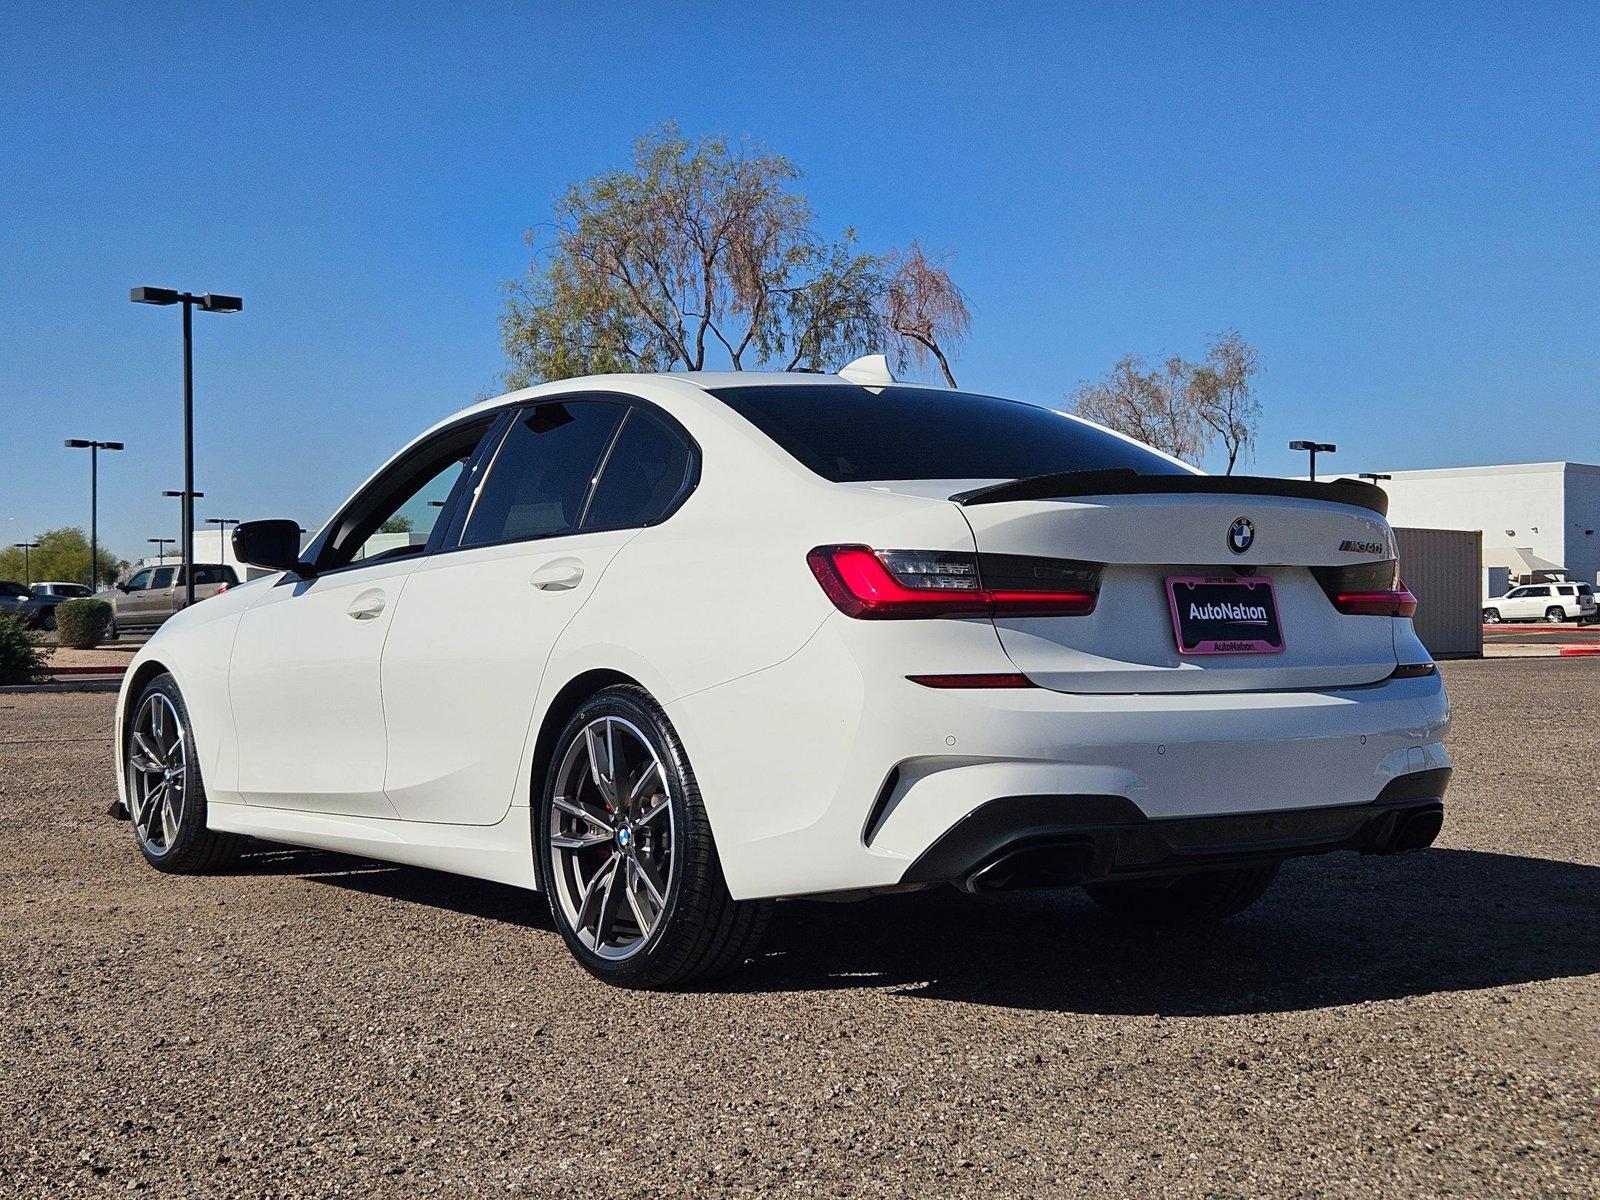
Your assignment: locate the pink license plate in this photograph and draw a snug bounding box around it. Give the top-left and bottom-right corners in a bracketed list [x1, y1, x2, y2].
[1166, 576, 1285, 655]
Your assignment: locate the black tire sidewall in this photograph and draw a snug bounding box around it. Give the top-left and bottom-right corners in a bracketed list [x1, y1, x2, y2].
[128, 674, 212, 873]
[534, 686, 695, 986]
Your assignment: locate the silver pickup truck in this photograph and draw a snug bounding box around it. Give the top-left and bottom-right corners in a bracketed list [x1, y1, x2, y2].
[100, 563, 240, 634]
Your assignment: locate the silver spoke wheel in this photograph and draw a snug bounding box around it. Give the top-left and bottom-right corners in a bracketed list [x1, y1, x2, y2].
[548, 716, 676, 962]
[126, 692, 188, 858]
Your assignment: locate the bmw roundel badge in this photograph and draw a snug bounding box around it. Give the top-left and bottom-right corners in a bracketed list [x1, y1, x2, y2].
[1227, 517, 1255, 554]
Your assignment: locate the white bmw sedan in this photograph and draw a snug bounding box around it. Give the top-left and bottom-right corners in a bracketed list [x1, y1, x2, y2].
[115, 360, 1450, 988]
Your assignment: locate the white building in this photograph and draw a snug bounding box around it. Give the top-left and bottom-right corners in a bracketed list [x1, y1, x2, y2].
[1338, 462, 1600, 588]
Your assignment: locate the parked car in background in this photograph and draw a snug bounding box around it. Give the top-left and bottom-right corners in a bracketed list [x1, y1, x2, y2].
[101, 563, 238, 635]
[0, 580, 30, 619]
[19, 581, 95, 630]
[1482, 582, 1597, 624]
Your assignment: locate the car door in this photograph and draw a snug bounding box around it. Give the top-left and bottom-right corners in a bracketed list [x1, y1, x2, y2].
[227, 415, 497, 817]
[380, 397, 697, 825]
[112, 569, 151, 624]
[133, 566, 177, 625]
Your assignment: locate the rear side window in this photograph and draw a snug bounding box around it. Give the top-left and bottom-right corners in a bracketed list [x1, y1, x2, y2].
[191, 566, 236, 586]
[710, 384, 1191, 483]
[582, 409, 693, 531]
[151, 567, 176, 589]
[463, 401, 626, 546]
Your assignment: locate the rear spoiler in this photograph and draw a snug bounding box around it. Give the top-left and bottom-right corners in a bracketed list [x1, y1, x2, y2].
[950, 469, 1388, 517]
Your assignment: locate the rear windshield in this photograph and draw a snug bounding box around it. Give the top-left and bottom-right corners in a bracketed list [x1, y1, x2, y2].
[709, 385, 1191, 483]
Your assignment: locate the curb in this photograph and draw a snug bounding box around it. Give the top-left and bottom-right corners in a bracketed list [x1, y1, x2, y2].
[1559, 646, 1600, 657]
[0, 679, 123, 694]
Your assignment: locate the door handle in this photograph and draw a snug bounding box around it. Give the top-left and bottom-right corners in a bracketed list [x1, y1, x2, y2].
[347, 589, 386, 620]
[531, 558, 584, 591]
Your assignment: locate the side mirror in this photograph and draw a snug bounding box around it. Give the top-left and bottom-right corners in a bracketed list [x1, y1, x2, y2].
[233, 519, 312, 576]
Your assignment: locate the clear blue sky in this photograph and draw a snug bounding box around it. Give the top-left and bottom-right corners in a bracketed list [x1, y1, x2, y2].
[2, 2, 1596, 562]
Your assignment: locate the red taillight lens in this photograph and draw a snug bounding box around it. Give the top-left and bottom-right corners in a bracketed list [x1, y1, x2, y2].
[1334, 587, 1417, 617]
[1311, 561, 1417, 618]
[808, 546, 1100, 620]
[907, 673, 1036, 689]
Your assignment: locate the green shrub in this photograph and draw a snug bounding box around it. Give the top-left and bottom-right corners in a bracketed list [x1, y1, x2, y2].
[54, 598, 112, 649]
[0, 614, 47, 684]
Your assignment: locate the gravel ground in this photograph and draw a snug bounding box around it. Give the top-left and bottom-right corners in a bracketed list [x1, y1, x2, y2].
[1, 659, 1595, 1198]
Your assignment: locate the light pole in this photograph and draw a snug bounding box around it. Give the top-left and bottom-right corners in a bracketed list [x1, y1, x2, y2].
[1289, 440, 1336, 482]
[131, 287, 242, 607]
[148, 537, 176, 561]
[64, 439, 124, 587]
[13, 541, 38, 586]
[206, 517, 239, 561]
[161, 489, 204, 563]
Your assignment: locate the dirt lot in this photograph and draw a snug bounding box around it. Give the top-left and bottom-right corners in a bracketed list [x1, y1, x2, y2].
[1, 659, 1595, 1198]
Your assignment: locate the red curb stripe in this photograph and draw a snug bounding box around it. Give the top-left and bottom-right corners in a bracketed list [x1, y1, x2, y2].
[46, 664, 130, 676]
[1558, 646, 1600, 656]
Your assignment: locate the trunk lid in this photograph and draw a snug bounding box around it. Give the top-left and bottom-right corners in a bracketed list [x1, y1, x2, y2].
[955, 487, 1401, 694]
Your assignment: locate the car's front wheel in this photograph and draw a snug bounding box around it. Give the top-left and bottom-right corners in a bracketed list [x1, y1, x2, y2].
[124, 674, 241, 872]
[1085, 862, 1279, 926]
[536, 685, 771, 989]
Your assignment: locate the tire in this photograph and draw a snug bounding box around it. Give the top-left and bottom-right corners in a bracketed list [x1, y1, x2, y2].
[106, 619, 120, 641]
[1546, 607, 1566, 624]
[41, 609, 56, 632]
[535, 685, 771, 989]
[123, 673, 242, 873]
[1482, 608, 1500, 624]
[1085, 862, 1280, 926]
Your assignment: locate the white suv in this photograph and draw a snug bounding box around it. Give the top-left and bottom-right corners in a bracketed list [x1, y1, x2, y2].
[1483, 582, 1596, 625]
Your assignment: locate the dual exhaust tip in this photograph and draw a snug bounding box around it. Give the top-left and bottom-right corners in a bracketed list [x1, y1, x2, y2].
[957, 801, 1445, 893]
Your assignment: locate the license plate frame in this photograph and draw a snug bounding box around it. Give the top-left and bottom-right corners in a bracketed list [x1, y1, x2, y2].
[1166, 575, 1285, 655]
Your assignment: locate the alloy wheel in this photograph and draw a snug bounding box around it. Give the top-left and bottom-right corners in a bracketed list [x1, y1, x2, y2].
[126, 692, 188, 857]
[548, 716, 676, 961]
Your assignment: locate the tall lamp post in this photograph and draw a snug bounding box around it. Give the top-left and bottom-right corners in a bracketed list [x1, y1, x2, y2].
[131, 286, 242, 607]
[13, 541, 39, 586]
[1289, 439, 1337, 482]
[148, 537, 176, 561]
[161, 489, 204, 565]
[64, 439, 124, 587]
[206, 517, 240, 561]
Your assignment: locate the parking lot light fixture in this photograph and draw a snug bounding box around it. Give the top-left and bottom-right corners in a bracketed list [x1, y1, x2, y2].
[13, 541, 39, 586]
[1359, 472, 1392, 484]
[148, 537, 176, 561]
[132, 285, 243, 606]
[64, 439, 124, 587]
[1289, 439, 1337, 482]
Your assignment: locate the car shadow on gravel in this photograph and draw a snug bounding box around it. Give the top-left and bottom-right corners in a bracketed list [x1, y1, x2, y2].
[722, 848, 1600, 1015]
[234, 843, 554, 930]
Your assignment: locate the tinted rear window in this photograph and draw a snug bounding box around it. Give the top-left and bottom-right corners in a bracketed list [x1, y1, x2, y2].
[710, 385, 1190, 483]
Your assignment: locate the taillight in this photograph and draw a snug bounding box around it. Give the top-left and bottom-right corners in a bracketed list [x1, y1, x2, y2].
[807, 546, 1101, 619]
[1311, 560, 1417, 618]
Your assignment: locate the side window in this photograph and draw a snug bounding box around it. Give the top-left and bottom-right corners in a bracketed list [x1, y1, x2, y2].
[124, 569, 152, 591]
[192, 566, 230, 586]
[321, 417, 496, 570]
[150, 567, 176, 590]
[462, 401, 626, 546]
[582, 408, 693, 531]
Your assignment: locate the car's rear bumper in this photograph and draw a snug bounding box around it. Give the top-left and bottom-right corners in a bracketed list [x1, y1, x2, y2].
[666, 615, 1452, 901]
[902, 768, 1449, 892]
